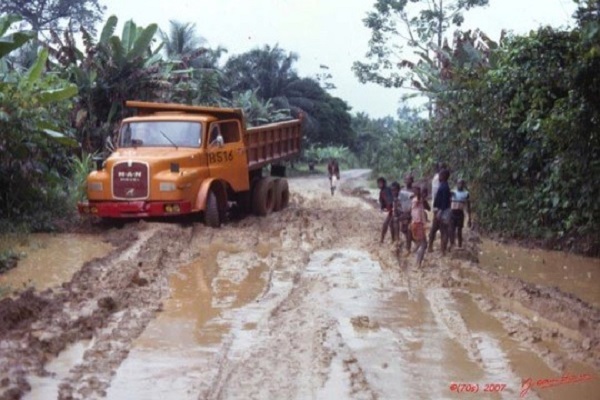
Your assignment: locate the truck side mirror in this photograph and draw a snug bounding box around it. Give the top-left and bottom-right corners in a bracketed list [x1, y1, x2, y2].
[93, 156, 105, 171]
[106, 136, 115, 152]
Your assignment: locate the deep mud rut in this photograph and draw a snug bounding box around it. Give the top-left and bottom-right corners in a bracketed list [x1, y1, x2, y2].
[1, 170, 599, 400]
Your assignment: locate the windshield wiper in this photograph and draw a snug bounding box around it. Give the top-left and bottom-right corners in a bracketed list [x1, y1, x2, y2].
[160, 130, 178, 149]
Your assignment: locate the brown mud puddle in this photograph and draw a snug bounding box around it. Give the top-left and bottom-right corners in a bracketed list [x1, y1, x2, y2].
[480, 239, 600, 307]
[106, 239, 274, 399]
[0, 233, 113, 292]
[138, 240, 271, 347]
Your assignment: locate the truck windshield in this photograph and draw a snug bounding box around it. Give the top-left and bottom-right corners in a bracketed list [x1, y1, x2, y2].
[119, 121, 202, 148]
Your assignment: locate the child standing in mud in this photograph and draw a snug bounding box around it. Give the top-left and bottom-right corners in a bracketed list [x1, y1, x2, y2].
[378, 177, 395, 244]
[450, 179, 471, 249]
[411, 186, 429, 268]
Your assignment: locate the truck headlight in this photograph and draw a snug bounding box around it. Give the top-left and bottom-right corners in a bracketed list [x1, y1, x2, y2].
[88, 182, 103, 191]
[160, 182, 177, 192]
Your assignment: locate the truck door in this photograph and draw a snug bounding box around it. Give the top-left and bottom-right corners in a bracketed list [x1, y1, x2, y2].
[206, 120, 250, 191]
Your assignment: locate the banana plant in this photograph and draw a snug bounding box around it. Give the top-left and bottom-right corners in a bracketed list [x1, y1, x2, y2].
[49, 15, 167, 151]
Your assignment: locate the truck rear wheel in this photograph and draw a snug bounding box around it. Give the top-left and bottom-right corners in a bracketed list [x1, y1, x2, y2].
[205, 189, 221, 227]
[252, 177, 275, 216]
[273, 178, 290, 211]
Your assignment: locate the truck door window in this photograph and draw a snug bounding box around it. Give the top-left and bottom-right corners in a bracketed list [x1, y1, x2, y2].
[220, 121, 240, 143]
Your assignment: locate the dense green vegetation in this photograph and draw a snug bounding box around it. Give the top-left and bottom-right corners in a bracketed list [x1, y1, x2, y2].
[0, 0, 598, 255]
[355, 0, 600, 254]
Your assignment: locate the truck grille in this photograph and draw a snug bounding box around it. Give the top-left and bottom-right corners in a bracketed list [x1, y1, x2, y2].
[112, 161, 149, 200]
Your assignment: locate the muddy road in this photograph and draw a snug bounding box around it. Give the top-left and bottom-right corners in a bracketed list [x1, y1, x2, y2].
[1, 170, 599, 400]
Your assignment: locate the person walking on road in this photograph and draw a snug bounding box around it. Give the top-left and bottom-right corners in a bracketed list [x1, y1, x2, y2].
[327, 159, 340, 196]
[450, 179, 471, 249]
[429, 168, 452, 255]
[378, 177, 395, 244]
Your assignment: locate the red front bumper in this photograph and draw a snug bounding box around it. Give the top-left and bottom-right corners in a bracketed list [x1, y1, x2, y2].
[78, 200, 193, 218]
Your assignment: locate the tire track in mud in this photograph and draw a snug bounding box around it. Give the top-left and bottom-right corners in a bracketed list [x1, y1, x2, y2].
[0, 222, 196, 400]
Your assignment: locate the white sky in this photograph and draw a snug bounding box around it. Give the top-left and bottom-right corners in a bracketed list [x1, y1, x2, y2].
[101, 0, 577, 118]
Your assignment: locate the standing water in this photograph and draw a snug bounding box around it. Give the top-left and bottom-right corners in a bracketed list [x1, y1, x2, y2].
[0, 233, 113, 292]
[479, 239, 600, 307]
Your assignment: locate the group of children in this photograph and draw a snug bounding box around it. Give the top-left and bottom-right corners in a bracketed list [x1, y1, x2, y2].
[377, 166, 471, 268]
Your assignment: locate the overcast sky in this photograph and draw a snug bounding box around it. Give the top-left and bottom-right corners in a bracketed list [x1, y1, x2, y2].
[101, 0, 577, 118]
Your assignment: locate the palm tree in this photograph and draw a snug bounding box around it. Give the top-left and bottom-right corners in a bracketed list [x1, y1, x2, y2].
[223, 45, 298, 100]
[160, 20, 205, 58]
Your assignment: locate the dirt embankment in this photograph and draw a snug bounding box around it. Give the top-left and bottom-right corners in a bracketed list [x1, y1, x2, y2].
[0, 170, 598, 400]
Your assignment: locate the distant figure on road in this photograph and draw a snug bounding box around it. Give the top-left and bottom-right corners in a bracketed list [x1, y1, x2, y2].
[411, 186, 428, 268]
[327, 159, 340, 196]
[450, 179, 471, 249]
[429, 168, 452, 255]
[378, 177, 395, 244]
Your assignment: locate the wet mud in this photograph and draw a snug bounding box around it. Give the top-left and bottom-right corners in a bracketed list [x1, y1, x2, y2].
[0, 233, 114, 292]
[0, 170, 598, 400]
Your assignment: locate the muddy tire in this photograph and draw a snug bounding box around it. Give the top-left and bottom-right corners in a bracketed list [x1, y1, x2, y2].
[252, 177, 275, 216]
[272, 179, 282, 211]
[274, 178, 290, 211]
[205, 190, 221, 227]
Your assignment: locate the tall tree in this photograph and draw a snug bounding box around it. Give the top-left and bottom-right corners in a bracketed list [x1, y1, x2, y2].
[159, 20, 226, 106]
[160, 20, 205, 58]
[353, 0, 489, 88]
[223, 45, 354, 146]
[223, 44, 298, 100]
[0, 0, 104, 33]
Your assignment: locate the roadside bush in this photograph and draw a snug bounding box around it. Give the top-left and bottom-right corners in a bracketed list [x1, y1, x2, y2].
[0, 16, 78, 233]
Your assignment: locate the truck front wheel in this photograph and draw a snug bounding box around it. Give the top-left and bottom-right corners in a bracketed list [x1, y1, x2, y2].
[252, 177, 275, 216]
[205, 190, 221, 227]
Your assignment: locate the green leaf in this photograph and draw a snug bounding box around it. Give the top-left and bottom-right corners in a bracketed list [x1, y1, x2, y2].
[122, 20, 135, 53]
[0, 31, 35, 59]
[128, 24, 158, 61]
[0, 15, 23, 37]
[100, 15, 118, 44]
[42, 129, 78, 147]
[25, 48, 48, 84]
[39, 84, 78, 104]
[109, 36, 125, 66]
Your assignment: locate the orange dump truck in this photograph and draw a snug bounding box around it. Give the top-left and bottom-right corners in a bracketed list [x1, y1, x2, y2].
[78, 101, 302, 226]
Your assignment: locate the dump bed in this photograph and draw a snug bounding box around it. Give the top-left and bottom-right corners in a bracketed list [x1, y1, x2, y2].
[245, 119, 302, 170]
